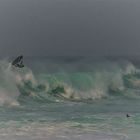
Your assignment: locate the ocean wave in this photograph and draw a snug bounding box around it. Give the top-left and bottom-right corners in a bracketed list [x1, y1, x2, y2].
[0, 59, 140, 106]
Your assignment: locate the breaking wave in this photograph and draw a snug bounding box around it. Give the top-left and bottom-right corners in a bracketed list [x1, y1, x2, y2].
[0, 58, 140, 106]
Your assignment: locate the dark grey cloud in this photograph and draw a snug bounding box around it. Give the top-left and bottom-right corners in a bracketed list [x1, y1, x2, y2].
[0, 0, 140, 57]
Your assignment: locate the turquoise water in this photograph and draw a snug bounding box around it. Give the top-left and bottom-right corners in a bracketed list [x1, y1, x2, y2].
[0, 99, 140, 140]
[0, 58, 140, 139]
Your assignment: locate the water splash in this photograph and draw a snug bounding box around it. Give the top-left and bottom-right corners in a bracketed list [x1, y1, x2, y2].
[0, 59, 140, 106]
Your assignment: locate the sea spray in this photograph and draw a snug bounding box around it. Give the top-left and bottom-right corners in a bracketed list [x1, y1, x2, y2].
[14, 60, 140, 101]
[27, 60, 139, 100]
[0, 59, 140, 105]
[0, 60, 19, 106]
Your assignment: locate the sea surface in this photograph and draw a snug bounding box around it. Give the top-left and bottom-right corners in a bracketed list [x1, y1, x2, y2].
[0, 56, 140, 140]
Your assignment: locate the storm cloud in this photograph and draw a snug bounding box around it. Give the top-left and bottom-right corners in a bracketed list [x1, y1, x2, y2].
[0, 0, 140, 57]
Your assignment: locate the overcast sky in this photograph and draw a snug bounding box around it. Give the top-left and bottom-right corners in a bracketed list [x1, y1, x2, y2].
[0, 0, 140, 57]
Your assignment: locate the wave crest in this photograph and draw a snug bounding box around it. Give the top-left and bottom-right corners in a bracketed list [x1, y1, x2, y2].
[0, 59, 140, 105]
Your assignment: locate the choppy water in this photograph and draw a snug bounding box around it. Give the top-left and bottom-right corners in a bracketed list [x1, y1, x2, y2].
[0, 57, 140, 140]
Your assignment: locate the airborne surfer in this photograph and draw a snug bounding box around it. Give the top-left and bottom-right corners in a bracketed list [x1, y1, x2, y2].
[12, 55, 24, 68]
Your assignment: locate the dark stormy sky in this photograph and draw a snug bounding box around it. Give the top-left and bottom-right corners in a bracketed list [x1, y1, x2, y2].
[0, 0, 140, 57]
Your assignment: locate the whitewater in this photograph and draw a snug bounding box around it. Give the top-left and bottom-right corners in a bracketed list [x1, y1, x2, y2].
[0, 56, 140, 140]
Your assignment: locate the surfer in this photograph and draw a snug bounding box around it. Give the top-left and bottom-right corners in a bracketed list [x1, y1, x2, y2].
[12, 55, 24, 68]
[126, 114, 130, 118]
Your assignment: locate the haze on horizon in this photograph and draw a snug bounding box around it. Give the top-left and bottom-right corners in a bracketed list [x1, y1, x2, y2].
[0, 0, 140, 57]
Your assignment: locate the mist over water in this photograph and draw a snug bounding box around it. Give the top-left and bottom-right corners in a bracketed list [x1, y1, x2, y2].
[0, 56, 139, 105]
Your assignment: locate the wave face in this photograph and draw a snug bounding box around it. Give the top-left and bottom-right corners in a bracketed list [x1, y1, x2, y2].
[0, 57, 140, 105]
